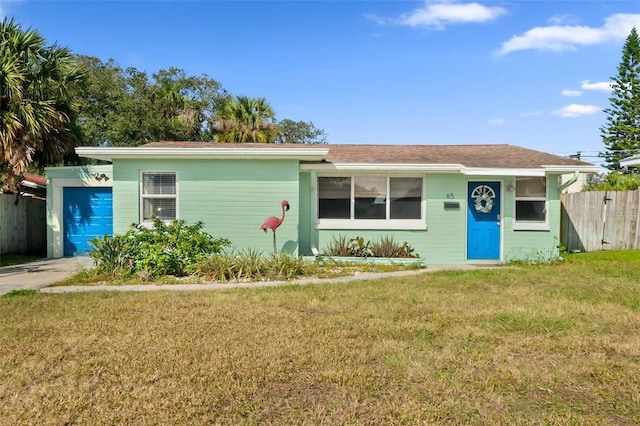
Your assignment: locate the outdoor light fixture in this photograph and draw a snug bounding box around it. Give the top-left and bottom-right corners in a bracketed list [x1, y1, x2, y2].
[93, 173, 109, 181]
[506, 182, 515, 192]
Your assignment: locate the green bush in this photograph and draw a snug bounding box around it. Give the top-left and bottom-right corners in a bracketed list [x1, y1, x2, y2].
[584, 173, 640, 191]
[196, 250, 238, 283]
[268, 252, 307, 280]
[196, 250, 307, 282]
[324, 235, 351, 256]
[370, 235, 417, 258]
[88, 234, 131, 276]
[90, 219, 230, 277]
[323, 235, 418, 258]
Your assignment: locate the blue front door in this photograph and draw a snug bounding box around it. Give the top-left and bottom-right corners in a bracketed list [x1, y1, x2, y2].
[63, 187, 113, 256]
[467, 181, 501, 260]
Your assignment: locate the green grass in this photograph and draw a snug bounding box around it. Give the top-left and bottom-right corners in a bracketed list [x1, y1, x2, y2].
[0, 250, 639, 424]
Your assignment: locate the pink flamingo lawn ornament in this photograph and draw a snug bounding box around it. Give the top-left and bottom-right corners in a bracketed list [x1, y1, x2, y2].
[261, 200, 290, 252]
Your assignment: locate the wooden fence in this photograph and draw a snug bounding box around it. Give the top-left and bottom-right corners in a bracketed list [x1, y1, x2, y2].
[561, 190, 640, 252]
[0, 194, 46, 256]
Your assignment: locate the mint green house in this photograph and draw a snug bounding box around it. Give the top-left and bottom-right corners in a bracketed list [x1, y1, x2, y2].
[46, 142, 598, 264]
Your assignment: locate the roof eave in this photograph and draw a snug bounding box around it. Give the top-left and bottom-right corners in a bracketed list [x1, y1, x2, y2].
[301, 163, 598, 175]
[300, 163, 463, 172]
[21, 180, 46, 190]
[620, 156, 640, 167]
[542, 165, 600, 174]
[75, 146, 329, 162]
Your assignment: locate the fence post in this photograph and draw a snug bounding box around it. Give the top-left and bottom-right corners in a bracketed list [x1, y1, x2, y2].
[635, 189, 640, 249]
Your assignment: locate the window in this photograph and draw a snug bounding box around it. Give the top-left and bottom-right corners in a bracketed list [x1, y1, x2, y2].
[141, 172, 177, 222]
[514, 176, 547, 229]
[318, 177, 350, 219]
[317, 176, 424, 229]
[354, 176, 386, 219]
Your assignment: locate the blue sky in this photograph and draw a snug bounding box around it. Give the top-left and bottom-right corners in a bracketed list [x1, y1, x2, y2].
[3, 1, 640, 166]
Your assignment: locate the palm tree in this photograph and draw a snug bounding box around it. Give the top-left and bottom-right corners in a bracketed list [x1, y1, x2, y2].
[216, 96, 276, 143]
[0, 18, 83, 192]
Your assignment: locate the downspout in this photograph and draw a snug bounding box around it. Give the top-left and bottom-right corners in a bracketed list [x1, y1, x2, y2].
[558, 171, 579, 192]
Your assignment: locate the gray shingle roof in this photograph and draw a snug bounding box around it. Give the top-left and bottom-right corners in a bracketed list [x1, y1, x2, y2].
[142, 141, 594, 169]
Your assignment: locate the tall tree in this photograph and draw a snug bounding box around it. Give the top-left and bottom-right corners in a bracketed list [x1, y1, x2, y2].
[0, 18, 84, 192]
[216, 96, 276, 143]
[71, 57, 227, 146]
[275, 119, 327, 144]
[600, 27, 640, 174]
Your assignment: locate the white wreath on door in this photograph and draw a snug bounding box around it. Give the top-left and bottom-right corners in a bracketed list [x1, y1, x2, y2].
[472, 185, 495, 214]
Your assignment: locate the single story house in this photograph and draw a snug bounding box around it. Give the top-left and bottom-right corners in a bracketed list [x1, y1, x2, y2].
[46, 142, 598, 264]
[620, 154, 640, 168]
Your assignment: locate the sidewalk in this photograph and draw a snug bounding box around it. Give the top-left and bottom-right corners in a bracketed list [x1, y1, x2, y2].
[0, 258, 492, 296]
[0, 257, 93, 295]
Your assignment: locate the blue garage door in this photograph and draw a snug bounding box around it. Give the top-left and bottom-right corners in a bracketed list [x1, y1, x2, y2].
[63, 187, 113, 256]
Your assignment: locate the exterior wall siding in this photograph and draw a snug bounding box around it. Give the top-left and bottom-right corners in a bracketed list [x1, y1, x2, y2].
[502, 176, 562, 262]
[113, 159, 300, 254]
[300, 172, 561, 265]
[47, 163, 562, 264]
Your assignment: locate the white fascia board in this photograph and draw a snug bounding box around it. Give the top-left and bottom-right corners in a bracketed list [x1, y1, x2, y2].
[620, 155, 640, 167]
[300, 163, 462, 172]
[542, 165, 601, 174]
[75, 147, 329, 162]
[21, 180, 46, 190]
[301, 164, 600, 176]
[461, 167, 545, 176]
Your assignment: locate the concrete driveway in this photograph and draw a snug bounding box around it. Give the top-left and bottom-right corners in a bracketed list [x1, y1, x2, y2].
[0, 257, 93, 295]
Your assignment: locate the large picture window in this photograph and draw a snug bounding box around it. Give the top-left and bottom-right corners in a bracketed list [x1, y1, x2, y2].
[514, 176, 547, 229]
[317, 176, 424, 229]
[141, 172, 177, 222]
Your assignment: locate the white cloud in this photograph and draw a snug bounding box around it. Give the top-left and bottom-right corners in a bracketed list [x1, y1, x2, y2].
[521, 111, 543, 117]
[581, 80, 613, 91]
[395, 0, 507, 30]
[552, 104, 601, 118]
[561, 89, 582, 97]
[488, 118, 506, 126]
[363, 13, 386, 26]
[548, 14, 579, 26]
[498, 13, 640, 54]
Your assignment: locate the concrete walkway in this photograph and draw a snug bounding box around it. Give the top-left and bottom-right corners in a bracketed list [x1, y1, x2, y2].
[0, 257, 93, 295]
[0, 257, 490, 295]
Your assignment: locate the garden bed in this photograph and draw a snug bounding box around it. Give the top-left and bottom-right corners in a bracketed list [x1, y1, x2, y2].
[304, 255, 426, 267]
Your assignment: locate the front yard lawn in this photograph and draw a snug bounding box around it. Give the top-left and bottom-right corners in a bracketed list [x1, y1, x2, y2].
[1, 251, 639, 424]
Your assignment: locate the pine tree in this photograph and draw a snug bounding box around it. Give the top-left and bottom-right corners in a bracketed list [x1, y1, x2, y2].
[600, 27, 640, 174]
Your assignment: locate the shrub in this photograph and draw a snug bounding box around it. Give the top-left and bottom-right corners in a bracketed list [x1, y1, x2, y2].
[349, 236, 373, 258]
[196, 250, 307, 282]
[323, 235, 418, 258]
[89, 219, 230, 278]
[196, 250, 238, 283]
[236, 248, 268, 280]
[323, 235, 351, 256]
[584, 173, 640, 191]
[268, 252, 306, 280]
[88, 234, 131, 276]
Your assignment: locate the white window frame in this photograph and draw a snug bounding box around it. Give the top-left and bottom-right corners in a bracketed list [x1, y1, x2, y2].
[513, 176, 549, 231]
[139, 171, 178, 225]
[316, 174, 426, 230]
